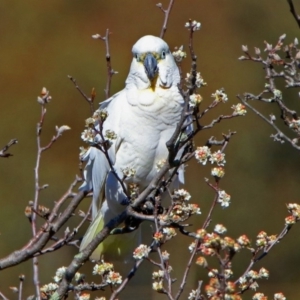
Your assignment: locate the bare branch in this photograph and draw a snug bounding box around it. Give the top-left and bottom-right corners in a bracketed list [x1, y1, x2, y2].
[0, 291, 9, 300]
[235, 223, 293, 287]
[157, 0, 175, 39]
[287, 0, 300, 28]
[18, 275, 24, 300]
[238, 95, 300, 151]
[0, 139, 17, 158]
[92, 29, 118, 99]
[109, 260, 144, 300]
[0, 190, 87, 270]
[51, 210, 127, 299]
[68, 76, 95, 114]
[174, 236, 199, 300]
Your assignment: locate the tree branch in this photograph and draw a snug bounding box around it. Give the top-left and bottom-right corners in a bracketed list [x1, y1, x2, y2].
[0, 190, 87, 270]
[51, 210, 127, 299]
[0, 139, 17, 158]
[68, 76, 95, 114]
[238, 95, 300, 151]
[287, 0, 300, 28]
[92, 29, 118, 99]
[157, 0, 175, 39]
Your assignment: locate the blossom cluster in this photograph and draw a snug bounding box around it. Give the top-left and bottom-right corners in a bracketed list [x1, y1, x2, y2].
[232, 103, 247, 116]
[80, 108, 117, 147]
[152, 266, 172, 292]
[238, 267, 270, 293]
[162, 227, 177, 240]
[40, 283, 59, 298]
[188, 230, 272, 300]
[172, 45, 187, 62]
[255, 231, 277, 247]
[185, 72, 206, 88]
[211, 89, 228, 103]
[194, 147, 226, 166]
[218, 190, 231, 208]
[285, 202, 300, 224]
[155, 159, 166, 172]
[289, 118, 300, 131]
[185, 20, 201, 31]
[189, 93, 203, 108]
[163, 189, 201, 222]
[204, 278, 236, 299]
[40, 267, 85, 298]
[122, 166, 136, 178]
[93, 260, 122, 286]
[188, 229, 251, 264]
[133, 244, 151, 260]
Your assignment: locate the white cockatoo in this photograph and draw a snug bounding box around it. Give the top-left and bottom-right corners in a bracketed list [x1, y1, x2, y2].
[79, 35, 185, 260]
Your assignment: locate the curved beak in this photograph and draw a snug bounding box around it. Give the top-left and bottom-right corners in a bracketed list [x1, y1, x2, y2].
[144, 53, 158, 81]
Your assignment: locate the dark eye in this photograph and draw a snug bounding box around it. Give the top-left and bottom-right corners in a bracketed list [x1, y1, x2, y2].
[135, 54, 140, 62]
[161, 51, 166, 59]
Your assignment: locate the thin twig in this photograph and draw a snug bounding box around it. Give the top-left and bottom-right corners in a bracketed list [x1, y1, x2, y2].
[33, 205, 91, 256]
[287, 0, 300, 28]
[93, 29, 117, 99]
[51, 210, 127, 299]
[238, 95, 300, 151]
[0, 190, 87, 270]
[30, 95, 70, 298]
[235, 224, 293, 285]
[109, 259, 144, 300]
[153, 199, 174, 298]
[18, 275, 24, 300]
[202, 184, 219, 230]
[68, 76, 95, 114]
[31, 104, 47, 298]
[157, 0, 175, 39]
[195, 281, 203, 300]
[174, 236, 199, 300]
[103, 29, 114, 99]
[0, 291, 9, 300]
[0, 139, 17, 158]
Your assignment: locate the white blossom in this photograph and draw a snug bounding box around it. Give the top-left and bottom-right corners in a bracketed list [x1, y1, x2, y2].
[232, 103, 247, 116]
[214, 224, 227, 234]
[53, 267, 66, 283]
[212, 89, 228, 103]
[174, 189, 191, 201]
[195, 146, 211, 165]
[172, 46, 187, 62]
[133, 244, 151, 260]
[189, 94, 202, 108]
[218, 190, 231, 207]
[209, 150, 226, 166]
[105, 271, 122, 285]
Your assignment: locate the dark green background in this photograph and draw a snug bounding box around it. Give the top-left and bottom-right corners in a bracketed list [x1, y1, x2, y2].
[0, 1, 299, 299]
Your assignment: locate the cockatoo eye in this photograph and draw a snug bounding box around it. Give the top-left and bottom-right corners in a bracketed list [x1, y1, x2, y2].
[135, 54, 140, 62]
[161, 51, 166, 59]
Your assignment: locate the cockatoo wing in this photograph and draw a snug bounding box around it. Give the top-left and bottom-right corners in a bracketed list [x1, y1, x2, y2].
[80, 91, 124, 213]
[79, 91, 125, 258]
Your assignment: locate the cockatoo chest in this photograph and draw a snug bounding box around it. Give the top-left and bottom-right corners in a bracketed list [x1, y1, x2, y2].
[115, 88, 183, 188]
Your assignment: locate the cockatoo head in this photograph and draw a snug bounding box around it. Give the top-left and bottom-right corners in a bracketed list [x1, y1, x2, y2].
[127, 35, 180, 90]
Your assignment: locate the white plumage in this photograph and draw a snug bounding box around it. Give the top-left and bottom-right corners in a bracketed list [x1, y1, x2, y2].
[80, 35, 184, 260]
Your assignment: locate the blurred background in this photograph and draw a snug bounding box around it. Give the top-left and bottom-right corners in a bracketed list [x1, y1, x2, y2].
[0, 0, 299, 299]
